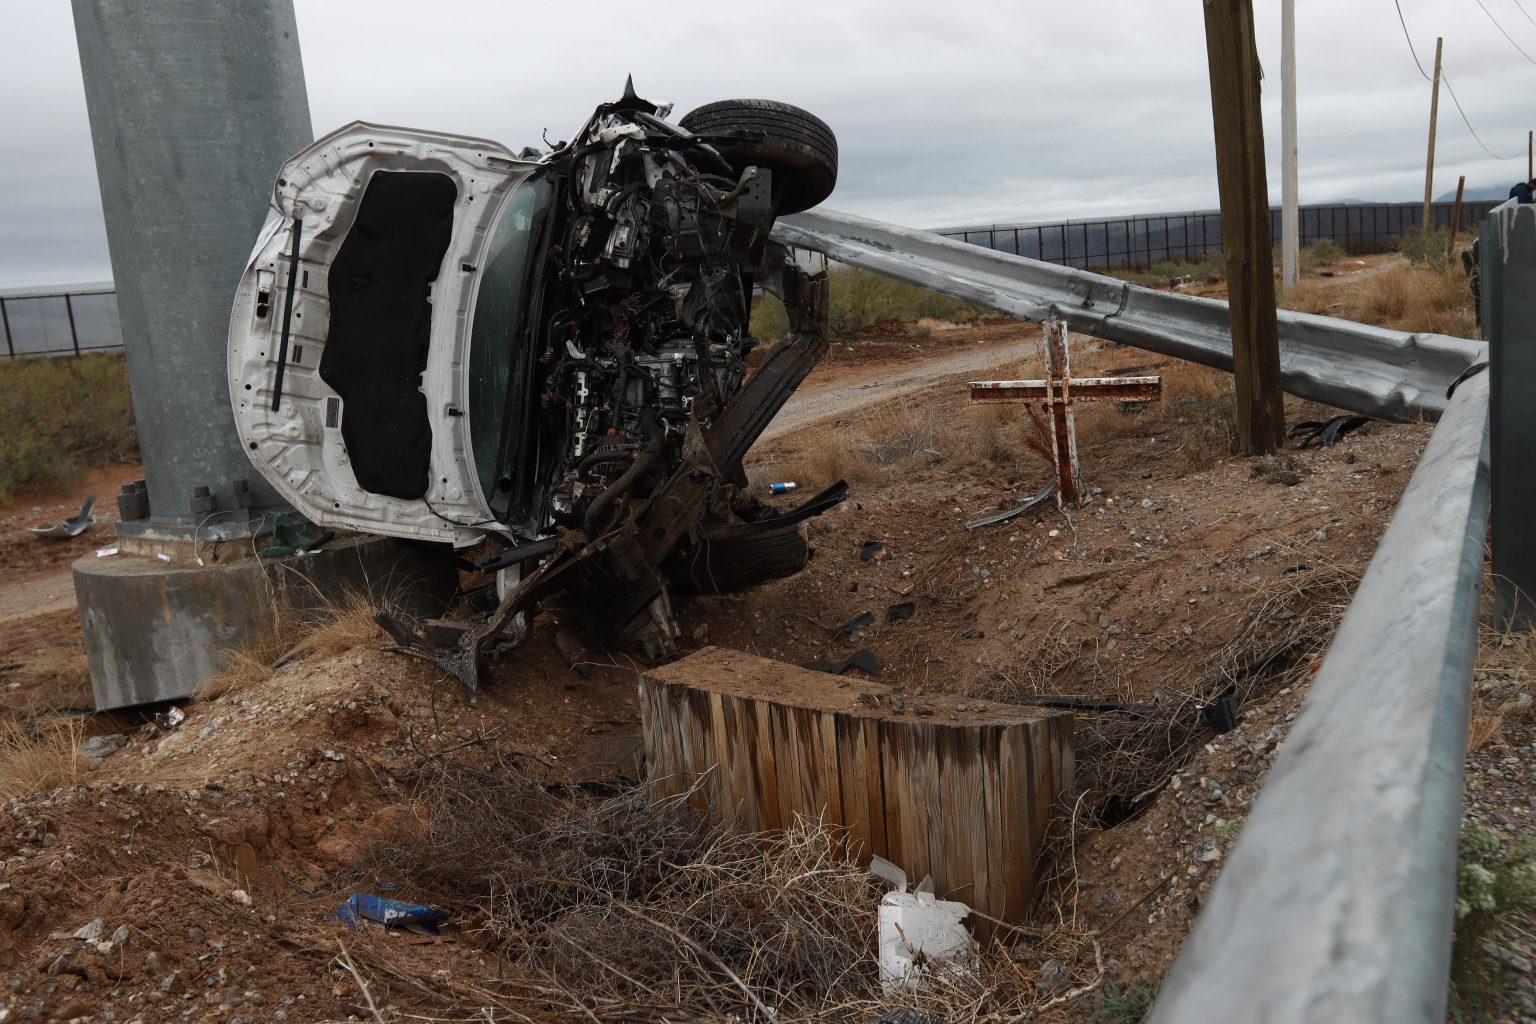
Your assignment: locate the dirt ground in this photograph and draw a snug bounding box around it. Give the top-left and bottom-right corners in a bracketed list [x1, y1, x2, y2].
[0, 257, 1517, 1022]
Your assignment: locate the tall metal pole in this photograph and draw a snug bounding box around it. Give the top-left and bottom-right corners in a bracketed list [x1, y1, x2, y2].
[71, 0, 311, 526]
[1281, 0, 1299, 290]
[1422, 37, 1443, 234]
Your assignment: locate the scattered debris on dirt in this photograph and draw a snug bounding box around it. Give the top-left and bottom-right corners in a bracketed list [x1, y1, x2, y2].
[0, 291, 1520, 1019]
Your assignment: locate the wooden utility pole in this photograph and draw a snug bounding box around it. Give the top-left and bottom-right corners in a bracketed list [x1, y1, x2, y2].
[1527, 129, 1532, 182]
[1447, 175, 1466, 260]
[1423, 37, 1443, 234]
[1203, 0, 1286, 455]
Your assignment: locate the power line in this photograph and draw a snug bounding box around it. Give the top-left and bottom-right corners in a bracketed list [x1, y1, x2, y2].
[1393, 0, 1432, 78]
[1473, 0, 1536, 67]
[1514, 0, 1536, 31]
[1442, 72, 1517, 158]
[1391, 0, 1516, 159]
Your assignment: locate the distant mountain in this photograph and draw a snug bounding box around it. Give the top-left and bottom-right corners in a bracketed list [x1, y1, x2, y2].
[1435, 184, 1516, 202]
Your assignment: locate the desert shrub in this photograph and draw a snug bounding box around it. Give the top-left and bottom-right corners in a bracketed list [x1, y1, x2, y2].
[750, 291, 790, 343]
[1302, 238, 1345, 268]
[1400, 229, 1455, 266]
[0, 352, 137, 500]
[1451, 819, 1536, 1017]
[752, 268, 974, 342]
[1115, 251, 1225, 288]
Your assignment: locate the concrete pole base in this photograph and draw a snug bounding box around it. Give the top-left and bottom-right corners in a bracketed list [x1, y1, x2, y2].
[73, 536, 460, 709]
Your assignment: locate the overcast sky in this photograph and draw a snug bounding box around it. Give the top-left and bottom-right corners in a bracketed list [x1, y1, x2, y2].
[2, 0, 1533, 288]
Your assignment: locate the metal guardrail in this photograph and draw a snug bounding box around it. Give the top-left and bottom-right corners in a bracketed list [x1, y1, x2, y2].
[0, 284, 123, 358]
[1148, 367, 1490, 1023]
[936, 200, 1501, 271]
[772, 208, 1484, 421]
[777, 203, 1508, 1021]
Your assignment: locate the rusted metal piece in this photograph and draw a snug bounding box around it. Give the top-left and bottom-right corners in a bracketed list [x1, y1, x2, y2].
[968, 320, 1163, 509]
[968, 377, 1163, 403]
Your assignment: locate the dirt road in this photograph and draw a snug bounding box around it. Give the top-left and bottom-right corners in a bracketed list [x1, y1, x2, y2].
[764, 330, 1037, 440]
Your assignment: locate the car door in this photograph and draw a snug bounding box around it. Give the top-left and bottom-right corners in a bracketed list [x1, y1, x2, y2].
[228, 121, 542, 545]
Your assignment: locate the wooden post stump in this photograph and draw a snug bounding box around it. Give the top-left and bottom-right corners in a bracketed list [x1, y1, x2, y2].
[639, 647, 1074, 927]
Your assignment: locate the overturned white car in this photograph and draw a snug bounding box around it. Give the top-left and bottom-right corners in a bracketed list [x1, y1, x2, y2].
[229, 82, 844, 695]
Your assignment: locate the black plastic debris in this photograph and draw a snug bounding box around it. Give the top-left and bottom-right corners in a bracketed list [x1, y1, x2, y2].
[804, 648, 880, 676]
[1013, 695, 1156, 716]
[886, 601, 916, 622]
[1281, 563, 1312, 575]
[1200, 693, 1240, 733]
[958, 628, 977, 640]
[1289, 414, 1368, 449]
[860, 540, 884, 561]
[841, 611, 876, 634]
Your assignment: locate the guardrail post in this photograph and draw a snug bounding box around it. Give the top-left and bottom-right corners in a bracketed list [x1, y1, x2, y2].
[1483, 199, 1536, 629]
[1, 298, 11, 358]
[64, 293, 80, 356]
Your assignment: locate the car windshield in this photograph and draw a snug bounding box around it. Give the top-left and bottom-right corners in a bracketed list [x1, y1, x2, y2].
[467, 175, 551, 518]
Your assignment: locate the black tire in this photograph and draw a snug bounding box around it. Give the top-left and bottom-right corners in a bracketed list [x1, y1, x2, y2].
[673, 518, 809, 593]
[679, 98, 838, 215]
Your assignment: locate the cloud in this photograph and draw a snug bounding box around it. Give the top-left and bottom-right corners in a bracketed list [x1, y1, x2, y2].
[2, 0, 1533, 288]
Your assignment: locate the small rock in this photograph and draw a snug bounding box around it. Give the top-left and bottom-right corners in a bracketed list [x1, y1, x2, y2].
[1314, 529, 1328, 542]
[1141, 498, 1154, 509]
[72, 918, 105, 942]
[80, 735, 128, 763]
[110, 924, 131, 948]
[1198, 837, 1223, 863]
[160, 971, 180, 994]
[230, 890, 252, 907]
[46, 952, 71, 976]
[186, 928, 206, 945]
[321, 750, 345, 763]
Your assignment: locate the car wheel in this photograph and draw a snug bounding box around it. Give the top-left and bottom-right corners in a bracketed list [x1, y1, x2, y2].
[679, 99, 838, 215]
[673, 518, 810, 593]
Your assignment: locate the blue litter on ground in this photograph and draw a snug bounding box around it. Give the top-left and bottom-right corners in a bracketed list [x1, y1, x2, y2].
[333, 894, 450, 934]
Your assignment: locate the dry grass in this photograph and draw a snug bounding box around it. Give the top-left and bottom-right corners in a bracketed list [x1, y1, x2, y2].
[0, 352, 138, 501]
[1281, 261, 1476, 337]
[0, 715, 84, 800]
[354, 758, 1107, 1022]
[969, 559, 1357, 820]
[0, 648, 93, 718]
[767, 355, 1236, 498]
[1467, 601, 1536, 753]
[198, 589, 389, 701]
